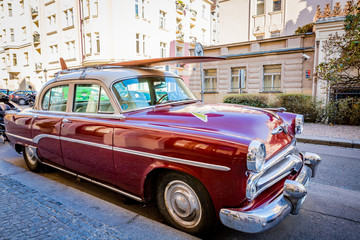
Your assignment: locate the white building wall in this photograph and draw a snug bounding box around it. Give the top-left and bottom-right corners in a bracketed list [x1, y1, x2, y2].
[0, 0, 215, 91]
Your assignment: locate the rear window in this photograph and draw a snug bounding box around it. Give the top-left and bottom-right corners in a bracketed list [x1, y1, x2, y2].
[42, 85, 69, 112]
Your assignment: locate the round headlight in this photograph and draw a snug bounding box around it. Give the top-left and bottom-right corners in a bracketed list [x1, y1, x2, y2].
[295, 114, 304, 134]
[247, 140, 266, 172]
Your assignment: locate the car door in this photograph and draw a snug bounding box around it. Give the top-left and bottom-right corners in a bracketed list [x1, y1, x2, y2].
[31, 84, 69, 166]
[60, 82, 117, 185]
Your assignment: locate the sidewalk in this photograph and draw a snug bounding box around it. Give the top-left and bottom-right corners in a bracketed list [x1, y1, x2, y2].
[297, 123, 360, 148]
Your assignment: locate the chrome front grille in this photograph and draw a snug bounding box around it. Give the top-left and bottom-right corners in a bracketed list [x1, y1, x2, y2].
[246, 140, 302, 201]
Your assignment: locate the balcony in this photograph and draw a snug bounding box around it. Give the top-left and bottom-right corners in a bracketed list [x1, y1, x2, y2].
[35, 62, 42, 71]
[31, 7, 38, 18]
[6, 65, 20, 73]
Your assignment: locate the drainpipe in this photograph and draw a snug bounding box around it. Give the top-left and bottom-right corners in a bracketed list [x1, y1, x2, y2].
[78, 0, 84, 64]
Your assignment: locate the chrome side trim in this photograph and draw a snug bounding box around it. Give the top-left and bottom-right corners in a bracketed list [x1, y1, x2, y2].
[33, 134, 60, 144]
[264, 140, 297, 171]
[41, 162, 143, 202]
[65, 112, 126, 120]
[14, 133, 230, 172]
[113, 147, 231, 171]
[6, 132, 33, 142]
[60, 136, 112, 150]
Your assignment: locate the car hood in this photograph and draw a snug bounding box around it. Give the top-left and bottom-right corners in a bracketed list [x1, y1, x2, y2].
[125, 102, 294, 158]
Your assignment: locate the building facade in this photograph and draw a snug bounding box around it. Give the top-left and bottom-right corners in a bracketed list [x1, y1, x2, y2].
[0, 0, 216, 91]
[189, 0, 351, 103]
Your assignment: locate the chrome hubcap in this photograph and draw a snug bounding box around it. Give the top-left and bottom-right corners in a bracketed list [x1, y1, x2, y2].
[25, 146, 37, 165]
[164, 180, 202, 228]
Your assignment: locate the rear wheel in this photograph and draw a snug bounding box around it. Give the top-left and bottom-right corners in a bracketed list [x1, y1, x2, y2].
[156, 172, 216, 236]
[23, 146, 42, 172]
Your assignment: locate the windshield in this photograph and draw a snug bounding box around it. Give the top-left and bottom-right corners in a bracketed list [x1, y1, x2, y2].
[112, 77, 197, 111]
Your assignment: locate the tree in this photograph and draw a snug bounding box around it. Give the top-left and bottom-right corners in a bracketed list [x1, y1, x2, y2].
[316, 2, 360, 91]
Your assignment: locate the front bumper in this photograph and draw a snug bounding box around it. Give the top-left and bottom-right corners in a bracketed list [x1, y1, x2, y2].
[219, 152, 321, 233]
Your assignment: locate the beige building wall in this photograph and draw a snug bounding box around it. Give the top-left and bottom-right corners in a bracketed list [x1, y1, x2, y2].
[189, 34, 315, 103]
[218, 0, 348, 44]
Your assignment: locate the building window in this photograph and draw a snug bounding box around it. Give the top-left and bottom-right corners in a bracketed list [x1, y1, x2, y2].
[135, 0, 139, 17]
[83, 0, 90, 18]
[93, 0, 98, 17]
[263, 65, 281, 92]
[20, 0, 24, 14]
[10, 28, 14, 42]
[136, 33, 140, 53]
[141, 0, 145, 18]
[0, 34, 2, 42]
[142, 34, 146, 55]
[273, 0, 281, 12]
[65, 41, 75, 59]
[204, 69, 217, 92]
[85, 33, 92, 55]
[202, 29, 206, 43]
[24, 52, 29, 65]
[231, 67, 246, 92]
[49, 44, 58, 61]
[201, 5, 205, 17]
[64, 8, 74, 28]
[256, 0, 264, 15]
[176, 46, 183, 57]
[12, 54, 17, 66]
[159, 10, 166, 28]
[160, 42, 166, 58]
[8, 3, 12, 17]
[22, 26, 26, 36]
[95, 32, 100, 53]
[47, 14, 56, 32]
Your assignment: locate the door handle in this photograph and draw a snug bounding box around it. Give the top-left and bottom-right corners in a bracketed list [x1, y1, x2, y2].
[63, 118, 72, 123]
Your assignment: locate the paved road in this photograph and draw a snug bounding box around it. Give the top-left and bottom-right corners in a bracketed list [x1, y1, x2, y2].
[0, 143, 360, 239]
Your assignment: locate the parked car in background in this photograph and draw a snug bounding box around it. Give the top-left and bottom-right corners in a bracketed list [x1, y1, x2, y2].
[9, 90, 36, 105]
[3, 56, 321, 236]
[0, 89, 12, 95]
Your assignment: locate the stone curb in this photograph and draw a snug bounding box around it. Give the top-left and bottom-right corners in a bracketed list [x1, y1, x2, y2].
[297, 135, 360, 149]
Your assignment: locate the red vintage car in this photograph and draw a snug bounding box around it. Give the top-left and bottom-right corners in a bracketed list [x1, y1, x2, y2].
[3, 57, 321, 235]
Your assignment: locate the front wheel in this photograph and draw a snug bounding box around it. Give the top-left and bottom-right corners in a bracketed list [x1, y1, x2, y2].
[23, 146, 42, 172]
[156, 172, 216, 236]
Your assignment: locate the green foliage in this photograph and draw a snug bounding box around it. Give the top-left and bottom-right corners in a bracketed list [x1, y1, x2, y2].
[223, 94, 270, 108]
[326, 97, 360, 125]
[273, 94, 324, 123]
[316, 3, 360, 88]
[295, 23, 314, 34]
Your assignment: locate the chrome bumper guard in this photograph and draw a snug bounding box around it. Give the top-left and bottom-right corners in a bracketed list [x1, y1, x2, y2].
[220, 152, 321, 233]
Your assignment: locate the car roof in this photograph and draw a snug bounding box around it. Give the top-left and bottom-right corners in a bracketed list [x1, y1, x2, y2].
[44, 67, 179, 89]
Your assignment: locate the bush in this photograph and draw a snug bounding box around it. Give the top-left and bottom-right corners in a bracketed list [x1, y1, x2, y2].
[272, 94, 324, 123]
[223, 94, 269, 108]
[295, 23, 314, 34]
[326, 98, 360, 125]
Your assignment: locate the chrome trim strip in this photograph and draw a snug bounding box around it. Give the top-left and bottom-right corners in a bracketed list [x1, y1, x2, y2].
[6, 132, 33, 142]
[64, 112, 126, 120]
[264, 140, 297, 171]
[60, 136, 112, 150]
[41, 162, 143, 202]
[28, 133, 230, 171]
[33, 134, 60, 144]
[113, 146, 231, 171]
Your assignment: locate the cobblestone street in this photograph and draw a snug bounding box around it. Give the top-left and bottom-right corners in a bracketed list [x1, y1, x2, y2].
[0, 175, 129, 240]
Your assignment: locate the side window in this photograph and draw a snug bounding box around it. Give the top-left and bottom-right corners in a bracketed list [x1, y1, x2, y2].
[42, 85, 69, 112]
[73, 84, 114, 113]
